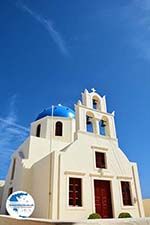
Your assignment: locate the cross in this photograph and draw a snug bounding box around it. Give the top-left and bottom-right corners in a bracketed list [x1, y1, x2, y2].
[91, 88, 96, 92]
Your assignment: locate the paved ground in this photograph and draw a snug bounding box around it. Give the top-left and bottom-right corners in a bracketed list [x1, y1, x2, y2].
[0, 216, 150, 225]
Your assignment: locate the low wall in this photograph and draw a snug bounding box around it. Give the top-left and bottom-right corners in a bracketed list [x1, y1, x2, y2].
[143, 199, 150, 217]
[0, 216, 150, 225]
[0, 180, 5, 208]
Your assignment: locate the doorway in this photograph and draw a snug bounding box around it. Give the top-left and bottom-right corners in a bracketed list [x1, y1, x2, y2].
[94, 180, 113, 218]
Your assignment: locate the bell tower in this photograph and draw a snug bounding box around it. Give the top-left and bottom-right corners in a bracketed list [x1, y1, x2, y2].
[81, 88, 107, 112]
[75, 89, 117, 139]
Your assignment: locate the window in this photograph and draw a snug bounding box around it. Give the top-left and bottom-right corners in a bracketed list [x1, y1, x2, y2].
[86, 115, 93, 132]
[55, 121, 63, 136]
[36, 124, 41, 137]
[121, 181, 132, 206]
[69, 178, 82, 207]
[11, 158, 16, 180]
[95, 152, 106, 168]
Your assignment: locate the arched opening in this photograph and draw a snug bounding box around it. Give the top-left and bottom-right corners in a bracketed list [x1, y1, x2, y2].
[86, 112, 94, 133]
[86, 115, 93, 132]
[99, 117, 109, 136]
[99, 120, 106, 136]
[36, 124, 41, 137]
[92, 96, 100, 110]
[55, 121, 63, 136]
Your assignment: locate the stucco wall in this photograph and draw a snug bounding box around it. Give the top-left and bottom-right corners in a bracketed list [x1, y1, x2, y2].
[143, 199, 150, 217]
[55, 131, 144, 220]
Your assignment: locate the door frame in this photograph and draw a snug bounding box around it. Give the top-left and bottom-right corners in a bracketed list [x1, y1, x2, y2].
[91, 177, 114, 218]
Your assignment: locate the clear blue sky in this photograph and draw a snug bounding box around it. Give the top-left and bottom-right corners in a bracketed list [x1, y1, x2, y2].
[0, 0, 150, 198]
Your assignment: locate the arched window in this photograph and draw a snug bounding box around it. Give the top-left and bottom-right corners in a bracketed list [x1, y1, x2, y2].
[99, 117, 109, 136]
[55, 121, 63, 136]
[92, 96, 100, 110]
[36, 124, 41, 137]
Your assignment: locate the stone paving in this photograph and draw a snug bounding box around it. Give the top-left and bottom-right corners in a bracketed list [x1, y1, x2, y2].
[0, 216, 150, 225]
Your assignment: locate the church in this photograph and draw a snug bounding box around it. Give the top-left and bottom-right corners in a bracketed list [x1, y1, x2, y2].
[0, 89, 145, 219]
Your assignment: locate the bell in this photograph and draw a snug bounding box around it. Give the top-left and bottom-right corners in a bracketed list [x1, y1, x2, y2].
[93, 99, 97, 106]
[87, 116, 92, 124]
[101, 120, 106, 127]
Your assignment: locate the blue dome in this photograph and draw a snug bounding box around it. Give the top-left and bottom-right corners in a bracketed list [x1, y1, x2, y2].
[35, 105, 75, 121]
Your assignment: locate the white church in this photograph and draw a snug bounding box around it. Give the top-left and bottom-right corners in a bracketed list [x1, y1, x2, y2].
[0, 89, 145, 219]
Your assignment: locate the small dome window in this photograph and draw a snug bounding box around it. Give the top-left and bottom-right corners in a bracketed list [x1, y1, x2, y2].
[36, 124, 41, 137]
[55, 121, 63, 136]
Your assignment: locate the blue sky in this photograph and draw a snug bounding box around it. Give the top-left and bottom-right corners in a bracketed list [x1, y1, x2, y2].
[0, 0, 150, 198]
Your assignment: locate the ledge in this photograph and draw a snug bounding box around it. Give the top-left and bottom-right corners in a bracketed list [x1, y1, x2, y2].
[64, 171, 86, 176]
[0, 215, 150, 225]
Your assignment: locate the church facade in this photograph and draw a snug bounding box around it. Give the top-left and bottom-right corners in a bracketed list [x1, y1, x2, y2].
[0, 89, 144, 219]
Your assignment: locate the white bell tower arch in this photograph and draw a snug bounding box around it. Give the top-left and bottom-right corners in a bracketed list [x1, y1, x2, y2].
[75, 89, 117, 139]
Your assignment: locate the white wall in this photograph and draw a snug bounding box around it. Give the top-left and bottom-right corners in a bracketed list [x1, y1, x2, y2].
[56, 132, 144, 220]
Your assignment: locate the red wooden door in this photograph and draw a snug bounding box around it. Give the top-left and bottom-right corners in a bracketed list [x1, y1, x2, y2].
[94, 180, 113, 218]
